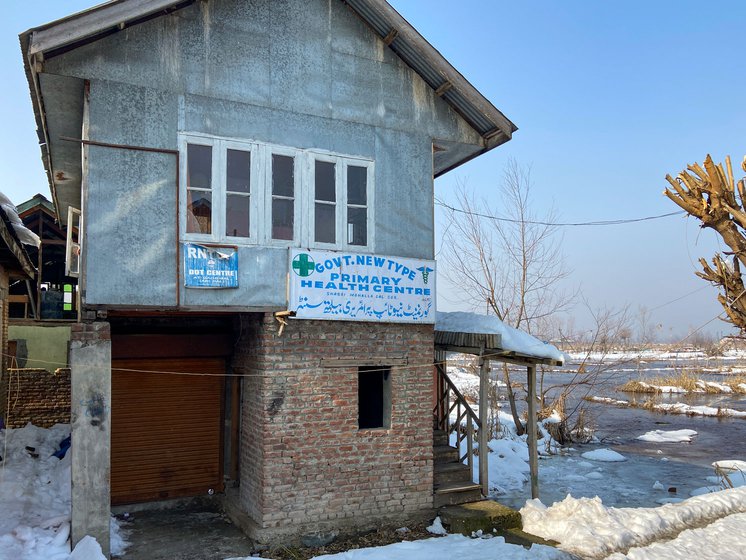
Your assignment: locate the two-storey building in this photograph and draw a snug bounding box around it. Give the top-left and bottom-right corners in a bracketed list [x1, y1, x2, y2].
[21, 0, 516, 554]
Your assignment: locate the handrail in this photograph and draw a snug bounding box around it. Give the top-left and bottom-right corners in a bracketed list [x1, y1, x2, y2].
[433, 362, 484, 495]
[440, 368, 481, 428]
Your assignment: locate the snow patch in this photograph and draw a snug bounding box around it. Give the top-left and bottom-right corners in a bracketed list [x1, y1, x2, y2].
[522, 486, 746, 559]
[310, 534, 572, 559]
[435, 312, 565, 364]
[636, 429, 698, 443]
[581, 448, 627, 462]
[426, 517, 447, 536]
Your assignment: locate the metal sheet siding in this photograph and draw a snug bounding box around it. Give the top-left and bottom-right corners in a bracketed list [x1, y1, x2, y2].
[43, 0, 482, 307]
[111, 357, 225, 505]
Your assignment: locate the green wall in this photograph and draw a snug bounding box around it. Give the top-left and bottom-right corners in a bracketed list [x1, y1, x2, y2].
[9, 324, 71, 370]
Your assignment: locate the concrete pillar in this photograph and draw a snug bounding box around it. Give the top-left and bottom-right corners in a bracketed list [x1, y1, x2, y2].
[70, 321, 111, 557]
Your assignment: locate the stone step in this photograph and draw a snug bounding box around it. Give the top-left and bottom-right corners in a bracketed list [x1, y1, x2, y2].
[433, 429, 449, 447]
[433, 444, 459, 463]
[438, 500, 523, 534]
[434, 461, 473, 485]
[499, 527, 559, 549]
[433, 481, 483, 508]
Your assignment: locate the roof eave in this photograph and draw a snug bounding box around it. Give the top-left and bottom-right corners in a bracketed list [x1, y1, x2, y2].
[19, 31, 61, 223]
[0, 206, 37, 279]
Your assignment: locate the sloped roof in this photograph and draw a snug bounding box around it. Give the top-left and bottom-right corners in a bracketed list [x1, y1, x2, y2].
[20, 0, 517, 221]
[21, 0, 515, 147]
[17, 193, 56, 216]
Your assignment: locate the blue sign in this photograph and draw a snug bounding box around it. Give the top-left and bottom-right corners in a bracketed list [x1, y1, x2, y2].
[184, 243, 238, 288]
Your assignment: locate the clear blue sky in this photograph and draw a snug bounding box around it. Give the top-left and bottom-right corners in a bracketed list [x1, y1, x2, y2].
[3, 1, 745, 340]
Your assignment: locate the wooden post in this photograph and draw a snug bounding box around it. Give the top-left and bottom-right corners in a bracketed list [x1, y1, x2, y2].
[478, 352, 489, 497]
[527, 364, 539, 499]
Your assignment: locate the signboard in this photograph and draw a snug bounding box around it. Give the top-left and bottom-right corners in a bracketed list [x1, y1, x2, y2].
[183, 243, 238, 288]
[288, 249, 435, 323]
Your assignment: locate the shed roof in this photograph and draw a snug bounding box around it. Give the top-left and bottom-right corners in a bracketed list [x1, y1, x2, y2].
[435, 311, 565, 366]
[0, 199, 36, 279]
[20, 0, 516, 222]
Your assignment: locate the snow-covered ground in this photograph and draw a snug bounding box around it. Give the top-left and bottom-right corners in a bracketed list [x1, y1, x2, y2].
[587, 394, 746, 419]
[522, 487, 746, 559]
[565, 348, 746, 362]
[4, 366, 746, 560]
[0, 423, 126, 560]
[307, 534, 571, 559]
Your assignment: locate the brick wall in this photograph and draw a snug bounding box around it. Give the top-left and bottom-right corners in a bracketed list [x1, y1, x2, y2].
[3, 368, 71, 428]
[233, 313, 434, 542]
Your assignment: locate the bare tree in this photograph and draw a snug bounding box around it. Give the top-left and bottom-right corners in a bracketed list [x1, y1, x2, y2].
[441, 160, 573, 434]
[637, 305, 658, 345]
[664, 155, 746, 331]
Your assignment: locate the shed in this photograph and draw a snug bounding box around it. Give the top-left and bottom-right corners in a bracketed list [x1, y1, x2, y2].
[433, 311, 564, 499]
[0, 194, 37, 424]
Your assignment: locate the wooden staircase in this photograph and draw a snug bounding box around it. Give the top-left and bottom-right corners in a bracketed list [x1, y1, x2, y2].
[433, 429, 482, 507]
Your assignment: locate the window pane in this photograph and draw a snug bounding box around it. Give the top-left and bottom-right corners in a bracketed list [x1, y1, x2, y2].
[226, 194, 250, 237]
[272, 154, 294, 197]
[347, 206, 367, 246]
[315, 203, 335, 244]
[227, 149, 250, 193]
[347, 166, 367, 206]
[272, 198, 294, 240]
[187, 144, 212, 190]
[187, 190, 212, 234]
[315, 160, 336, 202]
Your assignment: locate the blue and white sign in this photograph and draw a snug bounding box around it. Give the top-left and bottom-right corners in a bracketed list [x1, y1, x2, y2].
[288, 249, 435, 323]
[184, 243, 238, 288]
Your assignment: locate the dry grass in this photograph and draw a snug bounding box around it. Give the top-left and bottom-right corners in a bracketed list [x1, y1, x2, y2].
[618, 373, 746, 394]
[638, 396, 661, 411]
[618, 380, 660, 393]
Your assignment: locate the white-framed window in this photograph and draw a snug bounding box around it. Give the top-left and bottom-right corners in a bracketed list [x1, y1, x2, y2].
[179, 133, 374, 250]
[181, 135, 260, 244]
[310, 155, 373, 248]
[65, 206, 82, 277]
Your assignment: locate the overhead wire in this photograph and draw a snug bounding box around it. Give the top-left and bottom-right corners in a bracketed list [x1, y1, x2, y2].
[434, 197, 686, 227]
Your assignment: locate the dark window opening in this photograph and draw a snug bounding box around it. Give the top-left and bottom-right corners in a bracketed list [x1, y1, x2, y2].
[358, 366, 391, 429]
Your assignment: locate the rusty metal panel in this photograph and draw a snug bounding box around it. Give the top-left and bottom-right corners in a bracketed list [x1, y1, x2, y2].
[111, 357, 225, 505]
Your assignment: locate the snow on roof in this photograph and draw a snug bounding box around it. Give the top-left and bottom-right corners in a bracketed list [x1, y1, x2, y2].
[435, 311, 565, 364]
[0, 192, 41, 248]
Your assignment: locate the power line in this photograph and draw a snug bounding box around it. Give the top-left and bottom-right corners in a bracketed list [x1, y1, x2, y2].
[648, 285, 711, 312]
[435, 198, 686, 227]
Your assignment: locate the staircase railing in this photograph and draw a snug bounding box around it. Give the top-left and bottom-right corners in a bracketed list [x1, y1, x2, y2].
[433, 362, 482, 490]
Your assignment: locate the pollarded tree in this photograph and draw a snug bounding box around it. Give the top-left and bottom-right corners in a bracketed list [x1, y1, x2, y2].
[664, 155, 746, 331]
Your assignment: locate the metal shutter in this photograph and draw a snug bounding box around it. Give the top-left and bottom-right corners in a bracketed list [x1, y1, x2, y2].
[111, 357, 225, 505]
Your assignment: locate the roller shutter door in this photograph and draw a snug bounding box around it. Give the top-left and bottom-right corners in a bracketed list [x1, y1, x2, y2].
[111, 357, 225, 505]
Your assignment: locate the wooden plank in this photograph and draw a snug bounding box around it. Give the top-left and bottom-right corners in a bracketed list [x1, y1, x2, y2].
[478, 350, 488, 497]
[28, 0, 186, 55]
[527, 364, 539, 499]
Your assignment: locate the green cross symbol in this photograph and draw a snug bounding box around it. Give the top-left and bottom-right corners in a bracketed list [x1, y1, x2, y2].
[292, 253, 315, 277]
